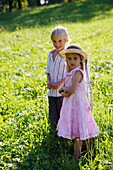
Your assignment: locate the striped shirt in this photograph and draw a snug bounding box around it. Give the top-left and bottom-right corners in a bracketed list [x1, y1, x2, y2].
[45, 49, 66, 97]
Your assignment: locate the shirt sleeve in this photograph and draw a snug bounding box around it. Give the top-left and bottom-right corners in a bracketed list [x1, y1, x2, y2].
[45, 53, 50, 74]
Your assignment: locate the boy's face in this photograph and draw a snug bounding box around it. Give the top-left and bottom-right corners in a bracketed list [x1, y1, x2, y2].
[52, 36, 66, 53]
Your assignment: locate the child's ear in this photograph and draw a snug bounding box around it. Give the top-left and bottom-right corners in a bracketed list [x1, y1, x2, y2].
[65, 39, 68, 44]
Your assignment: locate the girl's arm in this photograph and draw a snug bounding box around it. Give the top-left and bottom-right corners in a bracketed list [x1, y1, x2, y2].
[63, 71, 83, 95]
[60, 91, 70, 97]
[59, 82, 71, 97]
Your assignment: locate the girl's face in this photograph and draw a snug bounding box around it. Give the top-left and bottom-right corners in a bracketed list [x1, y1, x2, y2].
[52, 36, 66, 53]
[67, 53, 81, 71]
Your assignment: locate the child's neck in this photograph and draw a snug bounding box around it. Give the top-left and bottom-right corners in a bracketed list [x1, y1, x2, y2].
[55, 49, 58, 55]
[69, 65, 80, 72]
[52, 49, 58, 61]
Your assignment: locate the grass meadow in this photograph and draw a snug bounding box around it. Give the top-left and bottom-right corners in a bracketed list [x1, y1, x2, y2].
[0, 0, 113, 169]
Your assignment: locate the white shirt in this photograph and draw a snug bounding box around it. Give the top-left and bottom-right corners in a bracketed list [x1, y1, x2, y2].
[45, 49, 66, 97]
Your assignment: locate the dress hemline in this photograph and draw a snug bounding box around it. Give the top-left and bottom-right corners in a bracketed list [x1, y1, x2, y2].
[57, 131, 100, 140]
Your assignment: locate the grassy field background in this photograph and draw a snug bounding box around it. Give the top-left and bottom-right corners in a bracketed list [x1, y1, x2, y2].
[0, 0, 113, 169]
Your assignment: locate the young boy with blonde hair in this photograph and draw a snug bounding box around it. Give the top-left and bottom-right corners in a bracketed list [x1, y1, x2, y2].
[45, 26, 70, 129]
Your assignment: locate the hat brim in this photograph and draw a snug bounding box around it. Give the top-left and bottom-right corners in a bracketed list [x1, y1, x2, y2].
[59, 49, 87, 60]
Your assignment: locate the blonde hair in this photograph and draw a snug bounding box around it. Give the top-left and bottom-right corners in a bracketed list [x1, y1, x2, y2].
[51, 26, 70, 43]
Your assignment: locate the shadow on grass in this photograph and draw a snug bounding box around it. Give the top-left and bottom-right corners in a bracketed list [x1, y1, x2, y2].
[16, 127, 97, 169]
[16, 129, 75, 169]
[16, 127, 80, 169]
[0, 0, 113, 32]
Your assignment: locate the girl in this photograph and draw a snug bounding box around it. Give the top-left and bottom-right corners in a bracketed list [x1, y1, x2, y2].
[57, 45, 100, 159]
[45, 26, 70, 129]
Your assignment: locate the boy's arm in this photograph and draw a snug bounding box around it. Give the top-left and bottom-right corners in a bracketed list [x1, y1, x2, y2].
[45, 53, 53, 89]
[63, 71, 82, 95]
[47, 73, 52, 89]
[47, 73, 51, 83]
[52, 79, 65, 89]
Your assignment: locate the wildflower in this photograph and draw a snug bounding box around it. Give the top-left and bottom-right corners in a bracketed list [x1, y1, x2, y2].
[37, 157, 39, 161]
[106, 93, 111, 96]
[16, 158, 20, 162]
[50, 17, 53, 20]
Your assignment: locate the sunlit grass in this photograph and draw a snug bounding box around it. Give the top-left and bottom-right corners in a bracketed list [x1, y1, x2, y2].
[0, 0, 113, 169]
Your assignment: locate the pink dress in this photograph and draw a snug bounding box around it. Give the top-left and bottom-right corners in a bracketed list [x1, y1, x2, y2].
[57, 66, 100, 140]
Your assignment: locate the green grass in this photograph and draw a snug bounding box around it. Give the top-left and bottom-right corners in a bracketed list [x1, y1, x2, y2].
[0, 0, 113, 169]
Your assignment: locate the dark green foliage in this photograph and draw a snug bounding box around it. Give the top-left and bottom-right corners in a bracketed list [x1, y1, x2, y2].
[48, 0, 64, 4]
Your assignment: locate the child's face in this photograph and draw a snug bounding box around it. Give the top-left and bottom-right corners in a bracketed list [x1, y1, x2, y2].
[67, 53, 81, 71]
[52, 36, 66, 53]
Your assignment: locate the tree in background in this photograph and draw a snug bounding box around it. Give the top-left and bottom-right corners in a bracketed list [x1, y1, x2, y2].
[48, 0, 64, 5]
[27, 0, 41, 7]
[0, 0, 7, 11]
[0, 0, 69, 12]
[8, 0, 22, 10]
[44, 0, 48, 5]
[8, 0, 13, 11]
[0, 0, 24, 11]
[37, 0, 41, 6]
[17, 0, 22, 9]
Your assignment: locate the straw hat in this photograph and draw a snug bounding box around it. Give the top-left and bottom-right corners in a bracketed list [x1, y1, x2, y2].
[59, 45, 87, 60]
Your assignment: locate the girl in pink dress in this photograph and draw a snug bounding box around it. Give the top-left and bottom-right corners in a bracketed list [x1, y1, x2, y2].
[57, 45, 100, 159]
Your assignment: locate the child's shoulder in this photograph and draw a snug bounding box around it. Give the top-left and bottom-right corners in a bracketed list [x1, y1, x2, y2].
[66, 67, 84, 78]
[49, 49, 56, 55]
[70, 67, 83, 74]
[74, 68, 84, 77]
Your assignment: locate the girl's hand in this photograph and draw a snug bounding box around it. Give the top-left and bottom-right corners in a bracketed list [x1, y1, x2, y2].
[59, 87, 68, 92]
[59, 87, 70, 97]
[60, 91, 70, 97]
[59, 87, 64, 93]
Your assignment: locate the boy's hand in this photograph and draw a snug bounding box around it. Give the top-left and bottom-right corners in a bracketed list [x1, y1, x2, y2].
[52, 82, 60, 89]
[47, 81, 53, 89]
[52, 79, 65, 90]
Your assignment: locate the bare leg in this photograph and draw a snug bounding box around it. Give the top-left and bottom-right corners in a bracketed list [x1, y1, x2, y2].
[74, 138, 82, 159]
